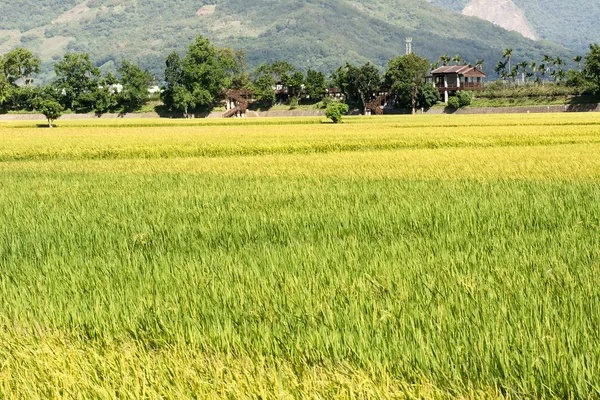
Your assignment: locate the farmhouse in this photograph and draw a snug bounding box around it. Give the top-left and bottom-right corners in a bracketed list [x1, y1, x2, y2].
[430, 65, 485, 102]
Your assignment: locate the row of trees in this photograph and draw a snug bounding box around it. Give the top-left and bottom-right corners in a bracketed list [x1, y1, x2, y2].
[2, 35, 600, 120]
[0, 49, 153, 117]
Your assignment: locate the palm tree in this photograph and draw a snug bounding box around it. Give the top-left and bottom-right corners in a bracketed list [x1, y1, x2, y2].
[518, 61, 528, 83]
[475, 59, 484, 70]
[439, 55, 451, 66]
[503, 48, 513, 71]
[526, 72, 534, 82]
[509, 65, 519, 82]
[529, 61, 537, 73]
[494, 61, 506, 78]
[542, 55, 551, 64]
[573, 56, 583, 71]
[539, 64, 547, 81]
[452, 54, 462, 65]
[431, 62, 440, 70]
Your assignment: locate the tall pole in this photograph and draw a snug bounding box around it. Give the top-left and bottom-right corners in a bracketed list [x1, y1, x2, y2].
[406, 38, 412, 55]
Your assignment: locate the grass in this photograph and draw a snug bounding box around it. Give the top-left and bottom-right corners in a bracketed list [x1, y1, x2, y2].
[1, 114, 600, 398]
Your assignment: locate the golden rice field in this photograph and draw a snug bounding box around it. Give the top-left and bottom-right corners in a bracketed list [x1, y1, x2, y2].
[0, 114, 599, 398]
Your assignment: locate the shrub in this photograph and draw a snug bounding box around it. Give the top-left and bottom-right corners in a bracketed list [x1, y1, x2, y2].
[457, 91, 473, 107]
[325, 102, 349, 123]
[447, 96, 460, 109]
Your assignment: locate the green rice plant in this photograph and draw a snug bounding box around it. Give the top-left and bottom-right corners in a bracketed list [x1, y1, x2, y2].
[0, 113, 599, 398]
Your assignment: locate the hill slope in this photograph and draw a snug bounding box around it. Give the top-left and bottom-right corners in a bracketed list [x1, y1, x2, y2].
[430, 0, 600, 52]
[0, 0, 575, 81]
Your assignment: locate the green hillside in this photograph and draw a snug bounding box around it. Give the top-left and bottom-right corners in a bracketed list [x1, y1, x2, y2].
[429, 0, 600, 52]
[0, 0, 575, 81]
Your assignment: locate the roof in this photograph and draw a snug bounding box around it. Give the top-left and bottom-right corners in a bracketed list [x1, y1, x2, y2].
[431, 65, 486, 77]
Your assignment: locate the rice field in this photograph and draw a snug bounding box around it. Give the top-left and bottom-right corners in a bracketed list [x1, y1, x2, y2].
[1, 114, 599, 399]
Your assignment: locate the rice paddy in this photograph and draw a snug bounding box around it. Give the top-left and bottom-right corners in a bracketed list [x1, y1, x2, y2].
[0, 114, 599, 398]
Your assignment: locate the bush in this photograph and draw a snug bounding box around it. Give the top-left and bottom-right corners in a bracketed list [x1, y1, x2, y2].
[457, 91, 473, 107]
[447, 96, 460, 109]
[325, 102, 349, 123]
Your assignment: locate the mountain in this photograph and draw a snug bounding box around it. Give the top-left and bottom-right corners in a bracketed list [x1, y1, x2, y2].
[0, 0, 577, 82]
[430, 0, 600, 52]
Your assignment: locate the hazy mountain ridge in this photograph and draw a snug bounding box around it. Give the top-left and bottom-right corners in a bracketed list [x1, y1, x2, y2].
[0, 0, 577, 81]
[430, 0, 599, 51]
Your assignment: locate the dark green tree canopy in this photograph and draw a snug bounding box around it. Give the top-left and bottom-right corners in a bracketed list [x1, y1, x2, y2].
[332, 63, 381, 108]
[3, 48, 40, 86]
[118, 60, 153, 112]
[584, 43, 600, 94]
[180, 35, 230, 109]
[305, 70, 327, 101]
[53, 53, 101, 111]
[385, 53, 430, 114]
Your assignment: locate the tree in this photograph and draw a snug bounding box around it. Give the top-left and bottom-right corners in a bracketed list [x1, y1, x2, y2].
[475, 59, 484, 70]
[93, 73, 118, 114]
[417, 84, 441, 110]
[583, 43, 600, 94]
[305, 70, 327, 101]
[180, 35, 231, 110]
[325, 102, 349, 123]
[283, 70, 304, 100]
[452, 54, 462, 65]
[118, 60, 153, 112]
[162, 51, 183, 110]
[37, 99, 63, 128]
[385, 53, 430, 115]
[439, 54, 451, 66]
[0, 63, 13, 107]
[54, 53, 101, 111]
[573, 56, 583, 72]
[494, 61, 506, 79]
[331, 63, 380, 111]
[172, 85, 195, 116]
[503, 48, 513, 72]
[252, 73, 276, 107]
[3, 48, 40, 86]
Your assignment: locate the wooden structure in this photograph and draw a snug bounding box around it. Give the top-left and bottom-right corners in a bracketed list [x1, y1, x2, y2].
[365, 89, 392, 115]
[223, 89, 253, 118]
[326, 87, 344, 99]
[430, 65, 485, 102]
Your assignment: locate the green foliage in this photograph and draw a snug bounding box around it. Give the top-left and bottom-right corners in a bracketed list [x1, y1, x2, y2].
[2, 48, 40, 86]
[305, 70, 327, 101]
[53, 53, 101, 111]
[172, 85, 195, 115]
[447, 96, 460, 109]
[118, 61, 153, 112]
[332, 63, 380, 108]
[161, 51, 183, 111]
[584, 44, 600, 94]
[36, 99, 63, 127]
[385, 53, 430, 114]
[251, 73, 276, 107]
[456, 91, 473, 107]
[418, 84, 441, 109]
[283, 70, 304, 99]
[325, 101, 349, 123]
[180, 35, 231, 110]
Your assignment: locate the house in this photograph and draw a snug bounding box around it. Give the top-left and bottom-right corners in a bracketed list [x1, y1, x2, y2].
[326, 87, 344, 99]
[430, 65, 485, 103]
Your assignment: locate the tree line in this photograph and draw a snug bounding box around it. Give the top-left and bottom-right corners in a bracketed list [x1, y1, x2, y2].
[1, 35, 600, 123]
